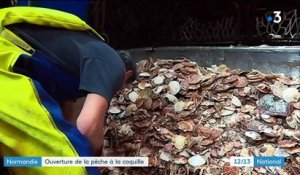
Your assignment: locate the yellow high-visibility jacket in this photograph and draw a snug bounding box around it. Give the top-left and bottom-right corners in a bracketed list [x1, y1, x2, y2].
[0, 7, 103, 175]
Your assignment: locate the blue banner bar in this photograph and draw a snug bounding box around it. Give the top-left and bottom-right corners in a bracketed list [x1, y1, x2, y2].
[254, 156, 285, 167]
[4, 157, 42, 167]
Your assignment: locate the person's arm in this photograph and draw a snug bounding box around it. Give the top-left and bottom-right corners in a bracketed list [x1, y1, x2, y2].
[76, 93, 108, 153]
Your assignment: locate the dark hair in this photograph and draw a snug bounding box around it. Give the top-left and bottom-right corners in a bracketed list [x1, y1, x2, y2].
[118, 50, 137, 84]
[0, 0, 16, 8]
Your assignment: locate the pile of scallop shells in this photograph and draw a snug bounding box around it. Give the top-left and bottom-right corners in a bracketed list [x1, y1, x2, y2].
[103, 58, 300, 175]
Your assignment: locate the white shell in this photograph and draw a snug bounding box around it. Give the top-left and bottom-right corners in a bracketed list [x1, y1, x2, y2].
[174, 101, 186, 112]
[260, 144, 275, 156]
[108, 107, 121, 114]
[164, 70, 175, 78]
[245, 131, 261, 140]
[220, 109, 235, 116]
[261, 114, 271, 119]
[165, 93, 178, 104]
[240, 148, 251, 157]
[208, 118, 217, 124]
[159, 151, 172, 162]
[168, 81, 181, 95]
[282, 87, 300, 102]
[158, 68, 168, 73]
[118, 124, 134, 136]
[153, 86, 164, 94]
[172, 135, 187, 150]
[271, 81, 287, 98]
[139, 72, 151, 77]
[179, 150, 190, 158]
[231, 96, 242, 107]
[118, 111, 126, 118]
[128, 91, 139, 103]
[261, 127, 273, 134]
[282, 129, 295, 137]
[187, 155, 206, 167]
[152, 75, 165, 85]
[286, 116, 298, 129]
[273, 148, 290, 157]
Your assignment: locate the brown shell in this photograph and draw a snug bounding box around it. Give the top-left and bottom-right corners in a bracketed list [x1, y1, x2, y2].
[222, 163, 240, 175]
[233, 77, 248, 87]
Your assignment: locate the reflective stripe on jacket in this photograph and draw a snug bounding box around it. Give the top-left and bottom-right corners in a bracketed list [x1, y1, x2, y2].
[0, 7, 102, 175]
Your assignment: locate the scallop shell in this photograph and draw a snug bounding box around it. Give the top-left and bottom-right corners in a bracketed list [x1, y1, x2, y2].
[117, 124, 134, 136]
[125, 104, 137, 116]
[273, 148, 290, 157]
[172, 135, 187, 150]
[142, 97, 153, 110]
[173, 156, 188, 164]
[261, 114, 271, 119]
[200, 138, 214, 146]
[165, 93, 178, 103]
[178, 121, 194, 132]
[261, 114, 277, 123]
[187, 155, 206, 167]
[286, 116, 299, 129]
[270, 81, 288, 98]
[128, 91, 139, 103]
[208, 118, 217, 124]
[118, 111, 126, 118]
[188, 74, 202, 84]
[179, 150, 191, 158]
[293, 130, 300, 141]
[220, 109, 235, 116]
[244, 131, 261, 140]
[282, 129, 295, 137]
[138, 82, 151, 89]
[153, 86, 164, 94]
[234, 77, 248, 87]
[168, 81, 181, 95]
[164, 70, 175, 78]
[174, 101, 187, 112]
[108, 106, 121, 114]
[261, 127, 280, 137]
[278, 139, 298, 148]
[282, 87, 300, 103]
[239, 148, 252, 157]
[159, 151, 172, 162]
[152, 75, 165, 85]
[139, 147, 152, 157]
[231, 95, 242, 107]
[139, 72, 151, 77]
[223, 114, 240, 127]
[293, 102, 300, 109]
[259, 144, 275, 156]
[285, 147, 300, 154]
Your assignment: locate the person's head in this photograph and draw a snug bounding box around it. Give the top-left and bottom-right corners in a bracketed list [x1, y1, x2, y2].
[118, 50, 137, 89]
[0, 0, 17, 8]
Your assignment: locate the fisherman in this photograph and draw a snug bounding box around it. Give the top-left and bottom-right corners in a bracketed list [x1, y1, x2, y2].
[0, 6, 136, 175]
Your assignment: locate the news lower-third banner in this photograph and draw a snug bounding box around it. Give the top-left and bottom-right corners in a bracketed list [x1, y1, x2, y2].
[3, 156, 285, 167]
[3, 157, 148, 167]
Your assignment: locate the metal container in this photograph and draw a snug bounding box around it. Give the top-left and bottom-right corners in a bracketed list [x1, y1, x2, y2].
[126, 46, 300, 77]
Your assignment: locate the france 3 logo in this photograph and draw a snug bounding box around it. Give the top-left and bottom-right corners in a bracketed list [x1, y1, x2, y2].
[266, 11, 282, 23]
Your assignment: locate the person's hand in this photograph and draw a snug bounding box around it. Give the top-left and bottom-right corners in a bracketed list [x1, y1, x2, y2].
[76, 93, 108, 153]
